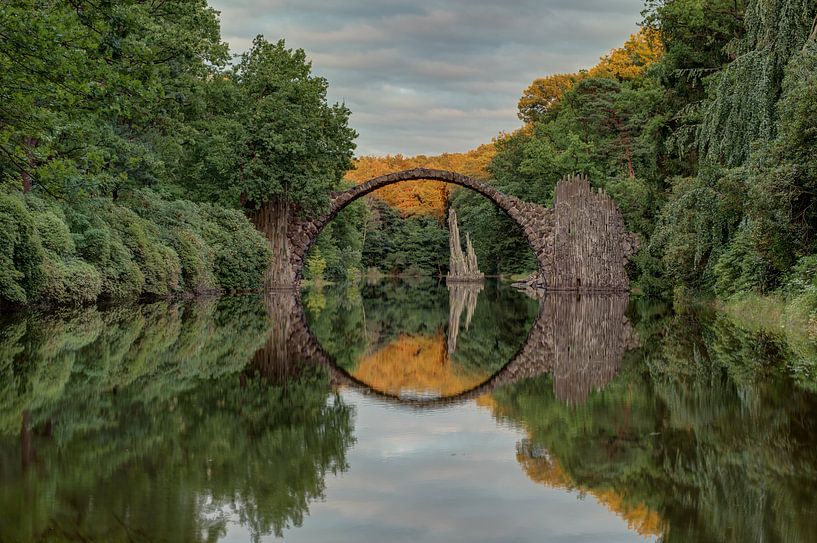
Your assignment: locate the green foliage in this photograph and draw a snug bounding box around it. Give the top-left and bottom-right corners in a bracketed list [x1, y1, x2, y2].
[649, 172, 746, 290]
[64, 200, 147, 300]
[484, 0, 814, 301]
[0, 296, 355, 542]
[308, 194, 367, 281]
[361, 198, 449, 276]
[450, 189, 536, 276]
[785, 255, 817, 295]
[713, 225, 771, 297]
[491, 301, 817, 542]
[182, 37, 357, 215]
[306, 249, 328, 282]
[105, 203, 182, 297]
[0, 192, 44, 304]
[196, 204, 272, 291]
[650, 5, 817, 297]
[697, 0, 816, 166]
[0, 0, 227, 196]
[470, 74, 668, 277]
[0, 191, 269, 307]
[38, 254, 103, 306]
[740, 40, 817, 276]
[303, 279, 537, 375]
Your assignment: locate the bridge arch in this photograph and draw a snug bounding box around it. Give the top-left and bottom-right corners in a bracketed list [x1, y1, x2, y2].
[280, 168, 639, 291]
[289, 168, 551, 284]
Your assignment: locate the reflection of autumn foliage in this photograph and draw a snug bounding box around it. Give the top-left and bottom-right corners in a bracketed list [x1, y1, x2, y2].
[519, 451, 664, 538]
[344, 144, 496, 217]
[476, 395, 664, 538]
[353, 333, 490, 396]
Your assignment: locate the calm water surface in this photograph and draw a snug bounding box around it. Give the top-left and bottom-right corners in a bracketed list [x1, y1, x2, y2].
[2, 279, 817, 542]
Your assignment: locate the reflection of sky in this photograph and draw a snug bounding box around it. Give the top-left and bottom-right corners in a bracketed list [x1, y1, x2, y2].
[222, 390, 654, 542]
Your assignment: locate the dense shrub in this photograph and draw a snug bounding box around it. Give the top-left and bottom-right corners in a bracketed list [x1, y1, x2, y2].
[0, 191, 271, 307]
[0, 192, 45, 304]
[121, 191, 217, 293]
[196, 203, 272, 290]
[64, 201, 147, 300]
[39, 255, 103, 305]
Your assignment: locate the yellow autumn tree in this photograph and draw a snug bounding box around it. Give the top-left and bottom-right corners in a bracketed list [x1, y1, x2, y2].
[517, 28, 664, 124]
[344, 144, 496, 217]
[518, 73, 585, 124]
[353, 333, 491, 396]
[589, 28, 664, 81]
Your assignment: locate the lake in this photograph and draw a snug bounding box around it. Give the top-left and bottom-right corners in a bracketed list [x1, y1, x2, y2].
[2, 279, 816, 542]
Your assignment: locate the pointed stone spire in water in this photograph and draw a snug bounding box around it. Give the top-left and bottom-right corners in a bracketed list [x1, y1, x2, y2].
[447, 209, 484, 282]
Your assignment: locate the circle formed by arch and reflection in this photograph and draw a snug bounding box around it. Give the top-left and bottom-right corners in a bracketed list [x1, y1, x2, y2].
[268, 287, 637, 409]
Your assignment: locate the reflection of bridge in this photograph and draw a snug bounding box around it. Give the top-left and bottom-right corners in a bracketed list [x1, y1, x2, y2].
[256, 291, 638, 408]
[268, 169, 639, 290]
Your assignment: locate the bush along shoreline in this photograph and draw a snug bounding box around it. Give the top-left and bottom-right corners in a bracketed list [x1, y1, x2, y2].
[1, 190, 271, 310]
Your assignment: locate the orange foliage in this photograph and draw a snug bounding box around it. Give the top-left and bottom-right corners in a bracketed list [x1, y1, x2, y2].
[517, 454, 664, 537]
[518, 28, 664, 123]
[479, 399, 665, 538]
[344, 144, 496, 217]
[516, 452, 574, 490]
[353, 333, 491, 397]
[589, 28, 664, 81]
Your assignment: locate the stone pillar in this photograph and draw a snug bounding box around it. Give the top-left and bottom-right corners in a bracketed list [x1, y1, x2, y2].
[447, 209, 484, 282]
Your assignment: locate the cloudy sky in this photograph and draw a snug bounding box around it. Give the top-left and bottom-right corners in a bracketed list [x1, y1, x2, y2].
[210, 0, 645, 156]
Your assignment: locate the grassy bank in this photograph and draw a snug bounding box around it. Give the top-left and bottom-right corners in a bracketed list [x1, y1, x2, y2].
[722, 294, 816, 342]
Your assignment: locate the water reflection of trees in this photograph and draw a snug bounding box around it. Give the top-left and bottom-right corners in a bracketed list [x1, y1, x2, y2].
[304, 278, 539, 377]
[0, 298, 355, 542]
[486, 305, 817, 542]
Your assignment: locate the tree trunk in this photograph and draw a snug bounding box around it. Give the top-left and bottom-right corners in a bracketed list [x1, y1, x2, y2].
[250, 197, 295, 289]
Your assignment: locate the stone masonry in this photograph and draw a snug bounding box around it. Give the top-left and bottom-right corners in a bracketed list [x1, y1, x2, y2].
[279, 168, 639, 291]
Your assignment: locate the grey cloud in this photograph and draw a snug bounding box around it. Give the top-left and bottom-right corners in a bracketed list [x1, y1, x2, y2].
[211, 0, 644, 155]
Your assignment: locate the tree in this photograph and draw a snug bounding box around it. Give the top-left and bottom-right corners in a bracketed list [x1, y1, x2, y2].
[697, 0, 817, 167]
[182, 37, 356, 287]
[589, 29, 665, 81]
[0, 0, 227, 196]
[518, 73, 583, 124]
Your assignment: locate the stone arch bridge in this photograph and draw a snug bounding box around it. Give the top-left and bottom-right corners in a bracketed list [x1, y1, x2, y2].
[268, 168, 639, 290]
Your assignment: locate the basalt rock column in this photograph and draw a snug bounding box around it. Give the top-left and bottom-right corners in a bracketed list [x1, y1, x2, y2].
[447, 208, 484, 282]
